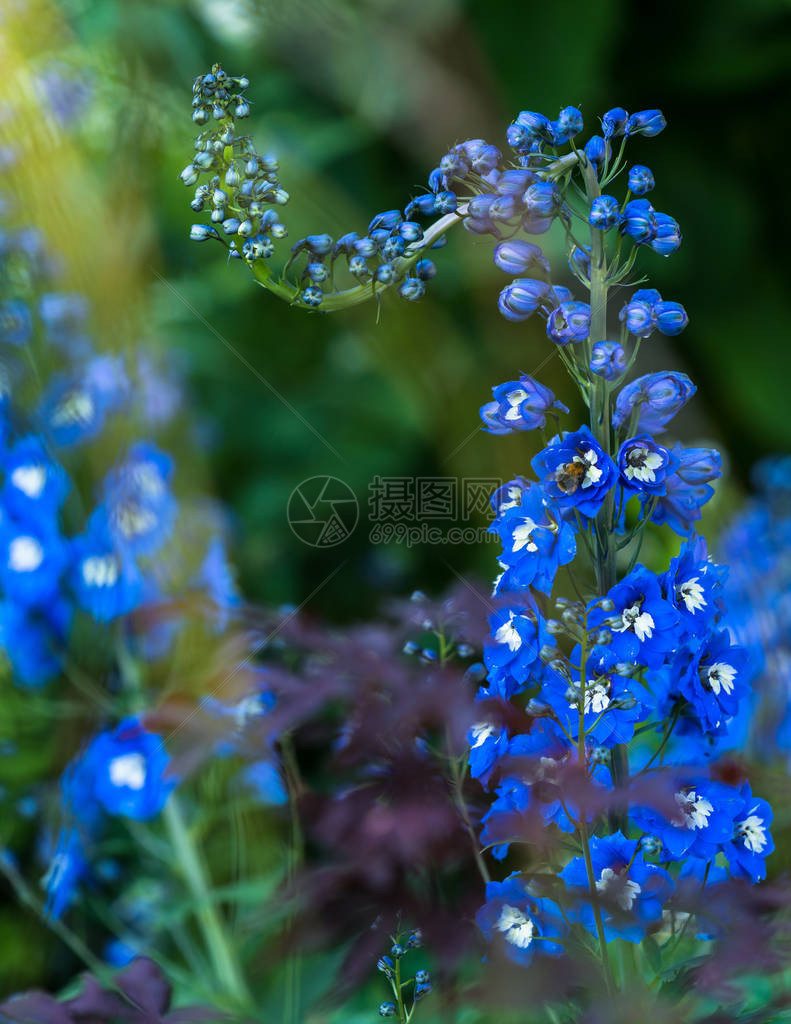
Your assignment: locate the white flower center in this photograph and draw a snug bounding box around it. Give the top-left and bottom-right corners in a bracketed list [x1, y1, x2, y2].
[504, 389, 527, 421]
[82, 554, 120, 588]
[624, 446, 664, 483]
[619, 601, 655, 642]
[494, 613, 522, 652]
[571, 680, 611, 715]
[575, 448, 603, 489]
[8, 535, 44, 572]
[706, 662, 736, 696]
[498, 486, 522, 513]
[108, 752, 147, 790]
[51, 390, 94, 428]
[471, 722, 497, 748]
[596, 867, 641, 911]
[678, 577, 706, 614]
[11, 464, 47, 499]
[130, 463, 165, 500]
[495, 904, 534, 948]
[736, 814, 767, 853]
[115, 501, 157, 539]
[675, 789, 714, 830]
[512, 516, 539, 553]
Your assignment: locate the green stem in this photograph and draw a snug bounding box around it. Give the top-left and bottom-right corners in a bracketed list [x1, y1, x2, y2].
[582, 156, 630, 814]
[247, 153, 582, 312]
[576, 628, 616, 996]
[162, 797, 253, 1009]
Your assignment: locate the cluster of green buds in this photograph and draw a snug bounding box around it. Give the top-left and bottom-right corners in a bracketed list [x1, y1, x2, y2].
[182, 64, 289, 262]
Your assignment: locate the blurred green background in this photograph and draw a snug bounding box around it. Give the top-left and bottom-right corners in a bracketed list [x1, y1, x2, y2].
[2, 0, 791, 999]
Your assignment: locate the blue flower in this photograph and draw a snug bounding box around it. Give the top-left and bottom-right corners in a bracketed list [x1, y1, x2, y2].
[73, 718, 177, 821]
[0, 597, 71, 687]
[483, 606, 550, 700]
[1, 435, 69, 524]
[726, 783, 774, 883]
[583, 135, 609, 176]
[674, 630, 751, 734]
[0, 519, 67, 607]
[546, 301, 590, 345]
[101, 442, 176, 558]
[490, 477, 531, 516]
[468, 722, 510, 788]
[69, 517, 142, 622]
[544, 645, 649, 747]
[631, 777, 743, 862]
[480, 375, 568, 434]
[560, 832, 673, 942]
[612, 371, 696, 434]
[617, 435, 679, 496]
[589, 341, 626, 381]
[588, 565, 679, 669]
[490, 481, 576, 595]
[532, 426, 617, 519]
[650, 445, 721, 535]
[476, 873, 565, 965]
[660, 534, 726, 638]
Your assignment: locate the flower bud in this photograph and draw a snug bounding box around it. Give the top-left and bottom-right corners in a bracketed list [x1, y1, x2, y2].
[597, 597, 615, 611]
[234, 101, 250, 118]
[493, 240, 549, 276]
[403, 640, 420, 656]
[626, 109, 666, 137]
[306, 262, 329, 282]
[434, 190, 458, 214]
[415, 969, 430, 985]
[398, 221, 424, 243]
[590, 340, 626, 381]
[601, 107, 628, 139]
[180, 165, 199, 186]
[369, 210, 402, 233]
[300, 286, 323, 308]
[391, 943, 405, 958]
[552, 105, 583, 143]
[526, 698, 553, 717]
[540, 644, 561, 663]
[612, 693, 637, 710]
[224, 165, 241, 188]
[382, 236, 406, 260]
[640, 835, 663, 855]
[306, 233, 333, 256]
[590, 746, 611, 764]
[584, 134, 609, 175]
[496, 169, 538, 195]
[222, 217, 241, 234]
[628, 165, 655, 195]
[349, 255, 370, 280]
[564, 685, 581, 705]
[399, 278, 425, 301]
[190, 224, 218, 241]
[513, 110, 555, 144]
[415, 259, 436, 280]
[546, 619, 565, 635]
[524, 181, 561, 218]
[464, 662, 486, 684]
[612, 371, 696, 433]
[375, 263, 397, 284]
[589, 195, 620, 230]
[497, 279, 550, 322]
[620, 199, 657, 243]
[546, 301, 591, 345]
[654, 300, 688, 335]
[489, 194, 524, 222]
[650, 213, 682, 256]
[379, 1002, 396, 1017]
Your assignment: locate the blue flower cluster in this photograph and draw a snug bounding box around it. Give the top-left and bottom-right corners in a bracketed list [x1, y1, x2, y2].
[0, 192, 271, 926]
[461, 104, 774, 970]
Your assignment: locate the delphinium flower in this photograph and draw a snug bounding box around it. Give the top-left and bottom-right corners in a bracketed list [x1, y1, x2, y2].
[182, 72, 779, 1007]
[375, 929, 432, 1020]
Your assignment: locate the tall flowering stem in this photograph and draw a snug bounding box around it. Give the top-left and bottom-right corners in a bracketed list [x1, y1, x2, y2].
[183, 76, 776, 1001]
